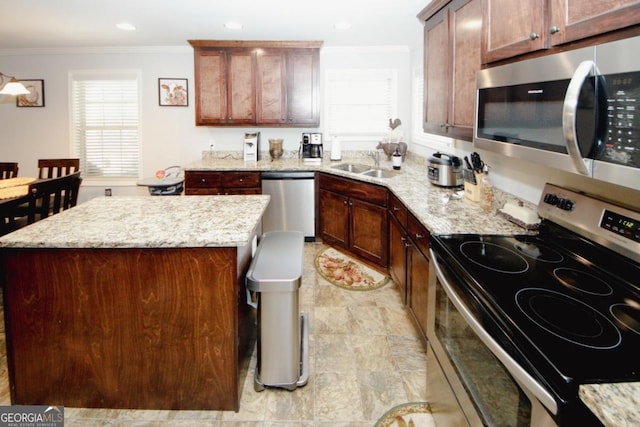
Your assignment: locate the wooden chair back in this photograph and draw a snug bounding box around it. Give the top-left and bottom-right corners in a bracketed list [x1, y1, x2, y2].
[0, 162, 19, 179]
[27, 172, 82, 224]
[38, 158, 80, 179]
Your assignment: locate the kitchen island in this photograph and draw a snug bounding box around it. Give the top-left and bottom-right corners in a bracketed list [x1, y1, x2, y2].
[0, 195, 269, 411]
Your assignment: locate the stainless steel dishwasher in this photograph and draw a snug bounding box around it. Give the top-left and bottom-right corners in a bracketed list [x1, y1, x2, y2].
[261, 171, 315, 241]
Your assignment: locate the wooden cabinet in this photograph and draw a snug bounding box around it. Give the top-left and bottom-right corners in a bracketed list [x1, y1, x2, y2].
[184, 171, 261, 195]
[192, 48, 256, 125]
[388, 192, 409, 303]
[419, 0, 482, 141]
[257, 48, 320, 125]
[190, 41, 321, 127]
[318, 173, 388, 267]
[483, 0, 640, 63]
[407, 213, 430, 340]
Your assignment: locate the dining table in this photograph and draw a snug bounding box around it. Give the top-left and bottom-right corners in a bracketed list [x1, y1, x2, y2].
[0, 177, 37, 234]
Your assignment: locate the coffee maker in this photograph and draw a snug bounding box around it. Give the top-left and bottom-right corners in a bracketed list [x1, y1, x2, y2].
[300, 133, 323, 163]
[244, 132, 261, 162]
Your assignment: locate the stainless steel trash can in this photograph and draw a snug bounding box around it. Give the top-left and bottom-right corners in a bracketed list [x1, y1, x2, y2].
[246, 231, 309, 391]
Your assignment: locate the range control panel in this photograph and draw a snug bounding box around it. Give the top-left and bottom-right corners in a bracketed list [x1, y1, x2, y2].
[538, 183, 640, 263]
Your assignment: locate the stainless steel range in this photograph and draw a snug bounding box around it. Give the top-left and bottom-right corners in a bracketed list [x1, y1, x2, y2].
[428, 183, 640, 426]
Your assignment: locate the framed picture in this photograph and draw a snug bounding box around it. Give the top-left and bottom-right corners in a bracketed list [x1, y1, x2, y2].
[16, 79, 45, 107]
[158, 78, 188, 106]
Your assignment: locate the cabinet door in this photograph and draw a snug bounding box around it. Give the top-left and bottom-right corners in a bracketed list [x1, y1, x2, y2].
[482, 0, 547, 63]
[256, 49, 287, 124]
[450, 0, 483, 137]
[349, 197, 388, 267]
[227, 49, 256, 124]
[389, 215, 408, 304]
[286, 49, 320, 126]
[423, 7, 450, 134]
[194, 50, 227, 124]
[549, 0, 640, 46]
[408, 242, 430, 340]
[319, 189, 349, 248]
[423, 0, 481, 141]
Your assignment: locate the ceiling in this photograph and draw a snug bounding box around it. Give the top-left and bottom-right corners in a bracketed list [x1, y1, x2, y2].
[0, 0, 429, 50]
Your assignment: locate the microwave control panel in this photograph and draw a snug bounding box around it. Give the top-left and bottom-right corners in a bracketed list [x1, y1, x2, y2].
[604, 71, 640, 168]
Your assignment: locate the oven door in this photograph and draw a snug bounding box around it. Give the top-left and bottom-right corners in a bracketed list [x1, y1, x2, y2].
[428, 248, 559, 426]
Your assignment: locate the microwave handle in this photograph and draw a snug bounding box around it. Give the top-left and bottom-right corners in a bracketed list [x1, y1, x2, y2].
[562, 60, 595, 176]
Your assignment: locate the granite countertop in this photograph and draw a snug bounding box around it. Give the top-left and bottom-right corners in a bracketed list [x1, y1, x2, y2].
[0, 195, 270, 248]
[187, 152, 529, 236]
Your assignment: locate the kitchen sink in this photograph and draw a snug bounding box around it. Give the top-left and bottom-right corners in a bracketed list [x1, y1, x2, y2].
[331, 163, 372, 173]
[360, 169, 398, 179]
[331, 163, 398, 178]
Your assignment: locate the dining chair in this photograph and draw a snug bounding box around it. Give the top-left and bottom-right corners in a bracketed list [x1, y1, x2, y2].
[26, 171, 83, 224]
[38, 158, 80, 179]
[0, 162, 19, 179]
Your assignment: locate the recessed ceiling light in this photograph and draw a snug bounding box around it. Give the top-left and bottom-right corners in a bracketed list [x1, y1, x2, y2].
[224, 21, 243, 30]
[334, 21, 352, 30]
[115, 22, 136, 31]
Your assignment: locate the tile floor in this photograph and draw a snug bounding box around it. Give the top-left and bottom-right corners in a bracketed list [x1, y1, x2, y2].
[0, 242, 428, 426]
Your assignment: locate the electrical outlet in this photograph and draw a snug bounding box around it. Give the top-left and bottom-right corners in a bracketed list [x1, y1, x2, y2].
[105, 188, 112, 196]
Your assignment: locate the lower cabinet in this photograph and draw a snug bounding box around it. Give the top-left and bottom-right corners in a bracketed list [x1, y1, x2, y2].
[388, 193, 409, 304]
[184, 171, 261, 195]
[388, 192, 430, 341]
[318, 173, 388, 267]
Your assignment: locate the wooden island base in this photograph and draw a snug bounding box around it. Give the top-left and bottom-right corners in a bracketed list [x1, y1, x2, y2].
[1, 245, 255, 411]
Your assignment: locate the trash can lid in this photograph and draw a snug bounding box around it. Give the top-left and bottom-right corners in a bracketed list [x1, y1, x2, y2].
[246, 231, 304, 292]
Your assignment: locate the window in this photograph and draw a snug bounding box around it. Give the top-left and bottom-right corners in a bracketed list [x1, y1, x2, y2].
[411, 66, 453, 149]
[71, 71, 141, 180]
[325, 69, 397, 139]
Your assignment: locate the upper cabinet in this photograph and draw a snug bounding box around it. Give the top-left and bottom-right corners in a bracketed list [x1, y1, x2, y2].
[483, 0, 640, 63]
[419, 0, 482, 141]
[189, 41, 321, 127]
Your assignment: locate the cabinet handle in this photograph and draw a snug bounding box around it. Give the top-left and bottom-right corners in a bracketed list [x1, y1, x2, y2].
[393, 206, 400, 211]
[239, 178, 244, 182]
[415, 233, 424, 240]
[201, 178, 206, 183]
[529, 32, 539, 40]
[549, 25, 560, 34]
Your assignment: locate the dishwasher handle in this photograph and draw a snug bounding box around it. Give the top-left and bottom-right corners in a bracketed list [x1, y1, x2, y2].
[261, 171, 315, 180]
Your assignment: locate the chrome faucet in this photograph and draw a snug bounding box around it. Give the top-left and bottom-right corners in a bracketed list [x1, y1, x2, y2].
[369, 150, 380, 168]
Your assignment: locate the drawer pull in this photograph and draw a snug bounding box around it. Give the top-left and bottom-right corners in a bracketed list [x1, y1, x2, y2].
[415, 233, 424, 239]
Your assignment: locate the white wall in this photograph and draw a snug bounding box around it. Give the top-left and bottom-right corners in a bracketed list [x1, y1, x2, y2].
[0, 45, 412, 202]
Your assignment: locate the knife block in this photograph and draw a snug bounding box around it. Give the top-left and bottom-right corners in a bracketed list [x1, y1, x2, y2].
[464, 174, 481, 202]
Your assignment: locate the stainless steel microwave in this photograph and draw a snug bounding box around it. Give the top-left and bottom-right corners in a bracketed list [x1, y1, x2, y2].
[474, 36, 640, 192]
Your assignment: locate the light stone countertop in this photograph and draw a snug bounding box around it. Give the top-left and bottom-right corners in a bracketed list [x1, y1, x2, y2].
[0, 195, 270, 248]
[580, 383, 640, 427]
[187, 152, 530, 236]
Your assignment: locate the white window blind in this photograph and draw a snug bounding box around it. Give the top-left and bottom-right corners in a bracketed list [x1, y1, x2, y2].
[71, 73, 140, 179]
[325, 69, 397, 137]
[412, 66, 453, 148]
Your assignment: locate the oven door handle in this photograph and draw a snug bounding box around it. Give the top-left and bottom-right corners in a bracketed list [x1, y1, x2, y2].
[562, 60, 595, 176]
[429, 249, 559, 416]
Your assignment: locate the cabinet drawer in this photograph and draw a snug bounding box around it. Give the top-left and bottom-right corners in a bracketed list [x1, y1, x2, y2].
[319, 173, 387, 206]
[408, 213, 430, 256]
[221, 171, 261, 188]
[185, 171, 223, 189]
[388, 192, 408, 228]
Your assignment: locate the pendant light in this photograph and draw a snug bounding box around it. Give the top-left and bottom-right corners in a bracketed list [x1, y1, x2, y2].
[0, 73, 30, 95]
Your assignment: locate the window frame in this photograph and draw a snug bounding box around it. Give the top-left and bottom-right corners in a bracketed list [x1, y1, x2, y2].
[69, 69, 142, 185]
[323, 68, 399, 143]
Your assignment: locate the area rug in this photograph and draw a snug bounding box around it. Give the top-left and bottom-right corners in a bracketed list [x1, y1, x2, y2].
[315, 246, 389, 291]
[375, 402, 434, 427]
